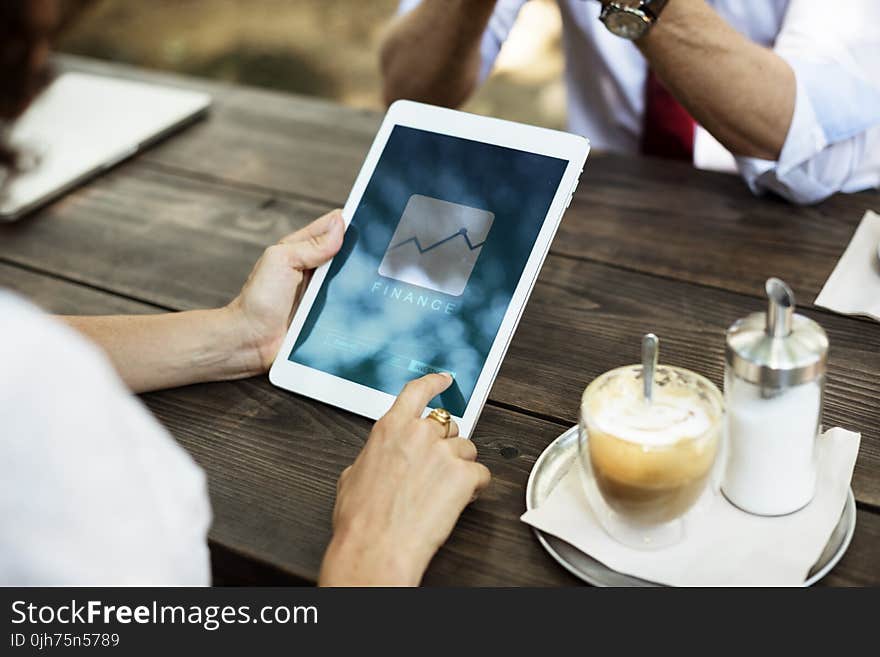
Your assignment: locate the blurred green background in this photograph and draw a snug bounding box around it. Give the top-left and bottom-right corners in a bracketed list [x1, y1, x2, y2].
[58, 0, 566, 129]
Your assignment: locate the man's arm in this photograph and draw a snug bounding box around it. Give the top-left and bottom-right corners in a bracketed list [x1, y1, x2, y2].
[380, 0, 498, 107]
[636, 0, 795, 161]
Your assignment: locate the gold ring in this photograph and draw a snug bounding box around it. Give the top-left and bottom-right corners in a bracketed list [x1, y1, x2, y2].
[427, 407, 453, 438]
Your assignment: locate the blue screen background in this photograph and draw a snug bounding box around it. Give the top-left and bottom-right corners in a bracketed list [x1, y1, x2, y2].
[290, 125, 568, 415]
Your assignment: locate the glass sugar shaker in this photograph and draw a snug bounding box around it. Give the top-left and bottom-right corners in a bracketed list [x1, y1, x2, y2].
[722, 278, 829, 516]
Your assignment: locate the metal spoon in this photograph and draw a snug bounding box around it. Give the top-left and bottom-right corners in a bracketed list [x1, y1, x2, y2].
[642, 333, 659, 402]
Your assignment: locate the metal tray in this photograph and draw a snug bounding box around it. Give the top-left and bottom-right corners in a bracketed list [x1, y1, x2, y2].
[526, 425, 857, 587]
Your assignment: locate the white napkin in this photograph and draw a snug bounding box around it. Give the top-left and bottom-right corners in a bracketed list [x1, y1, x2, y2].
[815, 210, 880, 321]
[521, 428, 860, 587]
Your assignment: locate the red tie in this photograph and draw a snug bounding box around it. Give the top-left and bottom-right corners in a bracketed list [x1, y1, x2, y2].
[641, 70, 696, 162]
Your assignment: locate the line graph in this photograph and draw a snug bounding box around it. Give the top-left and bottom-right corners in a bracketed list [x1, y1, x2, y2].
[389, 228, 486, 254]
[378, 195, 495, 296]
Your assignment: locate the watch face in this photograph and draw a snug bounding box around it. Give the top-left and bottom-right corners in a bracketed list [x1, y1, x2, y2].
[604, 10, 651, 40]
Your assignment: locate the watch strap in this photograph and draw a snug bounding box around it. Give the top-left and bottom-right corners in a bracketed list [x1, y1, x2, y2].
[640, 0, 670, 22]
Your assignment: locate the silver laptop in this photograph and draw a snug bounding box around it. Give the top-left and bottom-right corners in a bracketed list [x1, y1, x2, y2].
[0, 71, 211, 221]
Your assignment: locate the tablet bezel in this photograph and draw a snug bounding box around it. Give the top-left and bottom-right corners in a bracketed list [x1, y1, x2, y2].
[269, 100, 589, 436]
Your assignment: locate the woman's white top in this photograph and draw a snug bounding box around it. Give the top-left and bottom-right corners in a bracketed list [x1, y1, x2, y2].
[0, 292, 211, 585]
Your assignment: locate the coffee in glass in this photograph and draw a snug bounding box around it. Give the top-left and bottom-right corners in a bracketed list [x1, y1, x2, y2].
[578, 360, 724, 549]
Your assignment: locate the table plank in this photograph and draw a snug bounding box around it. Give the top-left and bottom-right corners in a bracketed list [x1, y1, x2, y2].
[143, 379, 581, 586]
[4, 252, 878, 585]
[500, 256, 880, 508]
[822, 507, 880, 587]
[57, 56, 880, 305]
[0, 263, 159, 315]
[4, 56, 877, 585]
[559, 155, 880, 302]
[5, 200, 878, 587]
[0, 163, 332, 310]
[3, 172, 878, 508]
[1, 262, 579, 585]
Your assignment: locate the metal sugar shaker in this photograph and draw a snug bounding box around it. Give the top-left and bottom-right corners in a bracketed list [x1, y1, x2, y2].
[722, 278, 829, 516]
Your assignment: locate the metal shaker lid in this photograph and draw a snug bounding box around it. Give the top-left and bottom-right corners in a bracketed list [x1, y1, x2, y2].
[725, 278, 829, 388]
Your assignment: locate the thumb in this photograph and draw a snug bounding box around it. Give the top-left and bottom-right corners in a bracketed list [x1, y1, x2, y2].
[280, 209, 344, 244]
[283, 212, 344, 270]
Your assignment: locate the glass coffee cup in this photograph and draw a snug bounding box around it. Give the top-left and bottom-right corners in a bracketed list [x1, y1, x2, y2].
[577, 364, 724, 549]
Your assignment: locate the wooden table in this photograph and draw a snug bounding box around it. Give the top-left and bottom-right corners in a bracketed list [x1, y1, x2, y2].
[3, 56, 879, 586]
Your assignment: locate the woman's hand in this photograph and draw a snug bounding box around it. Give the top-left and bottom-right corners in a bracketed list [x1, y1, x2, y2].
[63, 209, 344, 393]
[319, 373, 492, 586]
[227, 209, 345, 373]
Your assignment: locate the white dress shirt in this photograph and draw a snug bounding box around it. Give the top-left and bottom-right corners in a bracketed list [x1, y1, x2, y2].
[0, 292, 211, 585]
[399, 0, 880, 204]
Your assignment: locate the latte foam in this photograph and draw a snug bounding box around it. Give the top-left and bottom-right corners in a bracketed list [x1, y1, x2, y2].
[583, 369, 713, 447]
[580, 365, 723, 525]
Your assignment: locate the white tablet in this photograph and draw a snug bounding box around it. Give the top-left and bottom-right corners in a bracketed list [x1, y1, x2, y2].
[269, 100, 589, 436]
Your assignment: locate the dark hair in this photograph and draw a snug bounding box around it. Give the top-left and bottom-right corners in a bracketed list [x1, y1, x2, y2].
[0, 0, 58, 170]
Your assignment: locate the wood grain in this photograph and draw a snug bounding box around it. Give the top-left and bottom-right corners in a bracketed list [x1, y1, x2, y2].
[6, 242, 879, 585]
[0, 163, 333, 310]
[57, 56, 880, 305]
[142, 379, 581, 586]
[558, 153, 880, 302]
[4, 171, 878, 507]
[0, 263, 159, 315]
[498, 256, 880, 508]
[1, 262, 579, 585]
[821, 508, 880, 587]
[2, 55, 877, 585]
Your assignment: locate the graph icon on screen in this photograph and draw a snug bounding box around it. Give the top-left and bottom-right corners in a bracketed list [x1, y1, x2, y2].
[378, 194, 495, 297]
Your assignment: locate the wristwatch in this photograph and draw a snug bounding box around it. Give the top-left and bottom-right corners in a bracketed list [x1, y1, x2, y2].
[599, 0, 669, 40]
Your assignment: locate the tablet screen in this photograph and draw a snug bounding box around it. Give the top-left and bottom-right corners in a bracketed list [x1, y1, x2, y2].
[289, 125, 568, 415]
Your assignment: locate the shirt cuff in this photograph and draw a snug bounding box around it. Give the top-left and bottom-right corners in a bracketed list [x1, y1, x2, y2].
[397, 0, 420, 14]
[734, 72, 828, 203]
